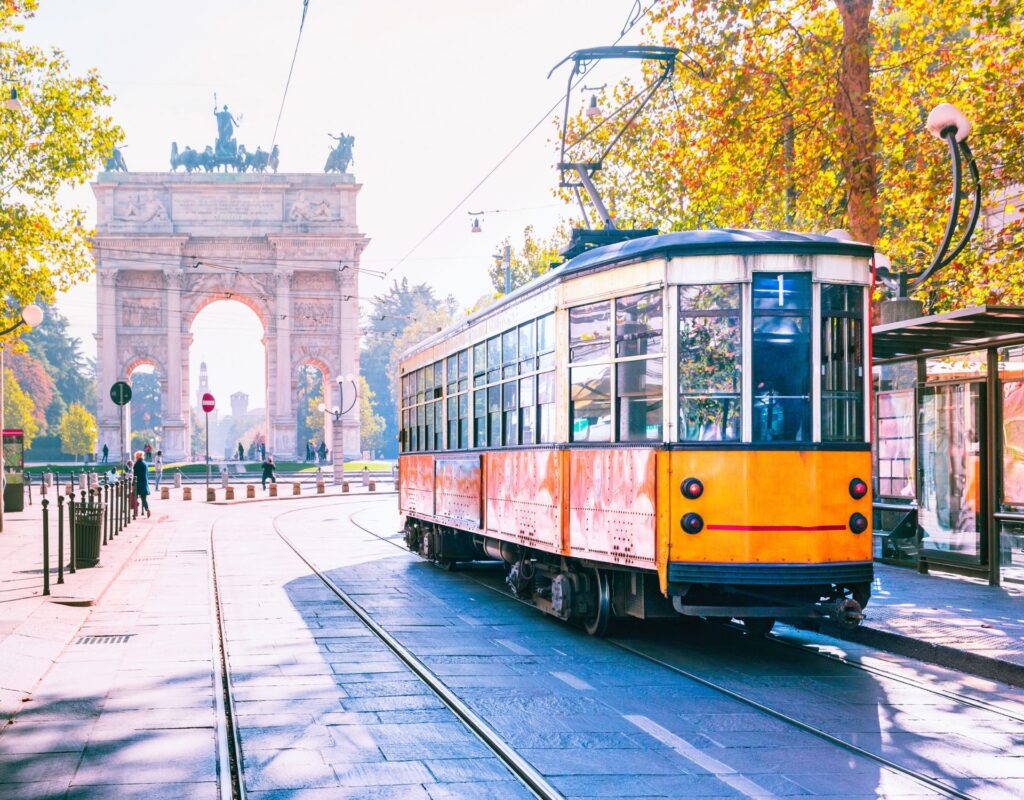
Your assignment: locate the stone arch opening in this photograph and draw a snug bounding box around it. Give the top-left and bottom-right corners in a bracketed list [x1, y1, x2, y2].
[296, 360, 332, 462]
[126, 361, 163, 465]
[188, 299, 267, 462]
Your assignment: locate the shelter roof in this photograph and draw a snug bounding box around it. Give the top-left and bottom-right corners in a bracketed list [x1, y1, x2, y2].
[872, 305, 1024, 360]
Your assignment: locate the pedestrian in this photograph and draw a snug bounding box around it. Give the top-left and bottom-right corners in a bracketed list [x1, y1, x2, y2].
[101, 443, 109, 463]
[259, 442, 266, 461]
[318, 441, 327, 463]
[261, 456, 276, 490]
[154, 450, 164, 489]
[238, 442, 244, 462]
[133, 450, 151, 518]
[361, 465, 370, 487]
[144, 442, 152, 462]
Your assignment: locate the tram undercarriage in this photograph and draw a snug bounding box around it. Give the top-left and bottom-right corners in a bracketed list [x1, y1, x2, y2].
[403, 517, 869, 636]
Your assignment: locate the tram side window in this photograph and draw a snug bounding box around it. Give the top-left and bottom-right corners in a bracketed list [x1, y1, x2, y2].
[520, 376, 535, 444]
[487, 336, 501, 384]
[537, 370, 556, 443]
[679, 285, 742, 442]
[822, 284, 865, 442]
[538, 313, 555, 370]
[447, 396, 458, 450]
[616, 291, 664, 441]
[458, 349, 469, 392]
[458, 393, 469, 448]
[519, 322, 535, 373]
[569, 302, 610, 362]
[488, 384, 501, 445]
[503, 380, 518, 444]
[502, 329, 517, 379]
[473, 342, 486, 387]
[474, 390, 486, 447]
[571, 364, 612, 442]
[752, 273, 811, 442]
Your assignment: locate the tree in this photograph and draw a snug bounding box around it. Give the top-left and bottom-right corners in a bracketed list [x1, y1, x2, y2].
[7, 350, 53, 431]
[0, 2, 121, 334]
[59, 402, 97, 462]
[565, 0, 1024, 310]
[129, 370, 162, 433]
[487, 225, 567, 295]
[362, 279, 457, 457]
[358, 376, 385, 456]
[3, 368, 39, 448]
[22, 304, 95, 425]
[295, 365, 325, 451]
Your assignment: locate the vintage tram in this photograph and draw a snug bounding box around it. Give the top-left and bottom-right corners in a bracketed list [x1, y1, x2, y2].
[397, 230, 873, 635]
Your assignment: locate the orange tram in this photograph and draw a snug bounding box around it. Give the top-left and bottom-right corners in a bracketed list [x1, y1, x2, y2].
[397, 230, 874, 636]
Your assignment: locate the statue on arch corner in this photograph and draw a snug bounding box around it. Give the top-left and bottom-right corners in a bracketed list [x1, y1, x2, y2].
[324, 132, 355, 173]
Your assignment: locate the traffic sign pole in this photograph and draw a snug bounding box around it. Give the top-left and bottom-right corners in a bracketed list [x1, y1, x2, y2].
[109, 381, 133, 474]
[200, 393, 216, 498]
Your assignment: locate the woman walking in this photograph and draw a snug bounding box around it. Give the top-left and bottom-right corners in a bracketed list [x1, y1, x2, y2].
[133, 450, 151, 518]
[261, 456, 277, 490]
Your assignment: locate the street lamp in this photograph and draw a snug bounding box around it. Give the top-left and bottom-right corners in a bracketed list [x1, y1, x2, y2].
[1, 304, 44, 532]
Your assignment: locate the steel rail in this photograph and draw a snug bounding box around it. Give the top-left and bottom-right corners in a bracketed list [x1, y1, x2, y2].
[765, 632, 1024, 725]
[345, 505, 985, 800]
[270, 505, 565, 800]
[209, 519, 247, 800]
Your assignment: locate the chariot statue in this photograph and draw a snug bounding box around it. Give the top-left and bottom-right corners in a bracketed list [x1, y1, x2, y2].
[324, 132, 355, 174]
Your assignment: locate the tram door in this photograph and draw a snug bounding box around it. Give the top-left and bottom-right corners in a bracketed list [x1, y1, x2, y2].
[917, 382, 986, 566]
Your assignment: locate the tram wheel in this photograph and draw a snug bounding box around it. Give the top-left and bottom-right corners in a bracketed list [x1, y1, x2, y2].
[741, 617, 775, 637]
[584, 568, 612, 637]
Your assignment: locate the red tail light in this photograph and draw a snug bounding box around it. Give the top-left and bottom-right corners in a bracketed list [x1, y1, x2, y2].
[849, 512, 868, 534]
[681, 478, 704, 499]
[680, 513, 704, 534]
[849, 478, 868, 500]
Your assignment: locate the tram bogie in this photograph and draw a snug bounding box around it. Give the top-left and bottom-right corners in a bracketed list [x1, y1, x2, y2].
[397, 230, 875, 636]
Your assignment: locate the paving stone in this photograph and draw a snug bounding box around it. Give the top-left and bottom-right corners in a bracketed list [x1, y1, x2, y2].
[333, 759, 435, 787]
[424, 757, 515, 783]
[65, 781, 216, 799]
[0, 751, 82, 784]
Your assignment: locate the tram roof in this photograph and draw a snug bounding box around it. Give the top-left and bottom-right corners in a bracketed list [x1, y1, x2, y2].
[402, 229, 872, 362]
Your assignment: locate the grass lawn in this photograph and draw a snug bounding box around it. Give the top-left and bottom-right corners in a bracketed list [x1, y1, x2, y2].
[26, 459, 395, 475]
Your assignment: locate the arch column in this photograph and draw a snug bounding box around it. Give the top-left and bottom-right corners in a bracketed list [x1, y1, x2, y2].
[270, 270, 297, 457]
[163, 272, 187, 460]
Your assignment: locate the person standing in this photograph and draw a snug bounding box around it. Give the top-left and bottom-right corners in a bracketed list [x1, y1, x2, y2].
[259, 442, 266, 461]
[261, 456, 277, 490]
[102, 443, 109, 463]
[154, 450, 164, 489]
[133, 450, 151, 519]
[144, 442, 153, 462]
[237, 442, 244, 462]
[318, 441, 327, 463]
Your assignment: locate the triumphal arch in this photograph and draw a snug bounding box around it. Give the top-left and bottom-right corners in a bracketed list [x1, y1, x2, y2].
[92, 127, 366, 465]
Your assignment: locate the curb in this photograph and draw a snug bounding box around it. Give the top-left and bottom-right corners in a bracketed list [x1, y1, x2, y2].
[820, 620, 1024, 688]
[209, 488, 397, 506]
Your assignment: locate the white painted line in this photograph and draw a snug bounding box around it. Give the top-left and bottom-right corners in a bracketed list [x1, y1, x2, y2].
[625, 714, 778, 800]
[495, 639, 533, 656]
[551, 671, 594, 691]
[552, 648, 567, 656]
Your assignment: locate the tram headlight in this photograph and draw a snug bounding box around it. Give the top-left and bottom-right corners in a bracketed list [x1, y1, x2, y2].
[680, 513, 704, 534]
[849, 512, 868, 534]
[849, 478, 868, 500]
[680, 478, 704, 499]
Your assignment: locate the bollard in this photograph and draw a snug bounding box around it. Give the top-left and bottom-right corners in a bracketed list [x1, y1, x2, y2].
[42, 499, 50, 597]
[342, 480, 350, 493]
[45, 471, 53, 487]
[246, 484, 255, 499]
[174, 471, 182, 488]
[221, 472, 229, 489]
[65, 483, 74, 497]
[105, 483, 112, 540]
[131, 478, 138, 520]
[269, 483, 278, 497]
[225, 486, 234, 500]
[183, 486, 192, 501]
[160, 486, 169, 500]
[207, 488, 216, 502]
[316, 480, 325, 495]
[369, 479, 376, 492]
[292, 482, 301, 496]
[68, 493, 76, 574]
[57, 494, 65, 585]
[79, 472, 87, 491]
[361, 469, 370, 487]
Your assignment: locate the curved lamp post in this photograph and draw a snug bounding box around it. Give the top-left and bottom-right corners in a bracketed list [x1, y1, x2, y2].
[317, 374, 358, 480]
[1, 304, 45, 532]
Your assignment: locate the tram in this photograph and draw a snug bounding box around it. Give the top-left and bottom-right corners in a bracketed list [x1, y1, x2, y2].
[397, 229, 874, 635]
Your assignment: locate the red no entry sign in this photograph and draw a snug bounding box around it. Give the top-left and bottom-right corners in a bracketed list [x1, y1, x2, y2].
[201, 392, 216, 413]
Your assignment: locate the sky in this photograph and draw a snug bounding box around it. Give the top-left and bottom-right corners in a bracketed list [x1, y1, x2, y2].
[23, 0, 655, 405]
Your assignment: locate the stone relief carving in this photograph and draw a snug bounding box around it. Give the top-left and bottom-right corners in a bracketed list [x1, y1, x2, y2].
[116, 270, 165, 289]
[293, 300, 333, 330]
[288, 199, 336, 222]
[121, 297, 163, 328]
[292, 270, 338, 292]
[117, 196, 168, 223]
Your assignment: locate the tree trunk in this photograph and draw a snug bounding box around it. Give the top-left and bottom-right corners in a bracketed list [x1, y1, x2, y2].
[833, 0, 879, 243]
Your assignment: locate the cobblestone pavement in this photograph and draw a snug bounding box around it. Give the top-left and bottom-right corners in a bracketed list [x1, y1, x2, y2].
[3, 492, 1023, 799]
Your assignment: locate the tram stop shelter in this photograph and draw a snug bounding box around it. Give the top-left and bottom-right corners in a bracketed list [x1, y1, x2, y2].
[872, 305, 1024, 587]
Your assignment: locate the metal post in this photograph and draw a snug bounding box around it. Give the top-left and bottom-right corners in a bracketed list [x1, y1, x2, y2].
[503, 244, 512, 294]
[205, 410, 210, 498]
[119, 403, 125, 476]
[131, 474, 137, 520]
[96, 487, 105, 546]
[68, 492, 76, 574]
[42, 498, 50, 596]
[105, 483, 111, 538]
[0, 343, 5, 534]
[57, 494, 64, 585]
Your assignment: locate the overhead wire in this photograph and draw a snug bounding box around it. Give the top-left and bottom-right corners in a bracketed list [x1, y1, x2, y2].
[381, 0, 663, 279]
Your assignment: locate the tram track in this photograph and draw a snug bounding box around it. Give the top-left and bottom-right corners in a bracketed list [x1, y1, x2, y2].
[342, 501, 1021, 800]
[259, 499, 565, 800]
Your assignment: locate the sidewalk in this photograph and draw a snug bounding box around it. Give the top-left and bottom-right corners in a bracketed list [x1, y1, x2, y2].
[821, 563, 1024, 686]
[0, 489, 160, 725]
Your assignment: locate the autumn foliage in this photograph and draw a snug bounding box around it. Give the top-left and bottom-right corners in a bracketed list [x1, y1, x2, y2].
[564, 0, 1023, 311]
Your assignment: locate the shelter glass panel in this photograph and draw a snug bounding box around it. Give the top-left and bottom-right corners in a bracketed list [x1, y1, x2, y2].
[875, 391, 915, 499]
[1000, 345, 1024, 509]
